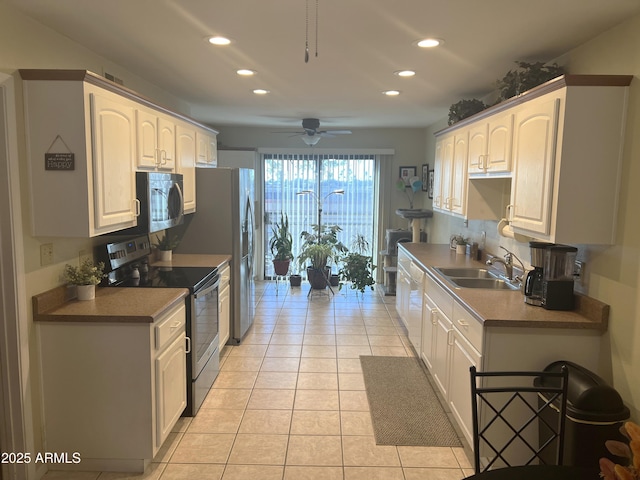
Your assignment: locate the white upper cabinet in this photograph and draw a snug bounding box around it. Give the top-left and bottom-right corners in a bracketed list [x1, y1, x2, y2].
[21, 70, 219, 235]
[433, 131, 468, 217]
[90, 92, 139, 232]
[509, 80, 630, 244]
[468, 112, 513, 176]
[23, 77, 138, 237]
[509, 95, 559, 236]
[136, 108, 176, 171]
[434, 75, 631, 241]
[196, 130, 218, 167]
[176, 123, 197, 214]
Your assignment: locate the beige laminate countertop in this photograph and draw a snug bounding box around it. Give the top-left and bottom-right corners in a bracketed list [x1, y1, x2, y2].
[33, 286, 188, 324]
[400, 243, 608, 331]
[152, 253, 231, 269]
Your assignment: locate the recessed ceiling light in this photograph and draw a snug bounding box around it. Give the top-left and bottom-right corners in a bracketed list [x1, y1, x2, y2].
[207, 36, 231, 46]
[237, 69, 256, 76]
[394, 70, 416, 77]
[253, 89, 270, 95]
[416, 38, 443, 48]
[382, 90, 401, 96]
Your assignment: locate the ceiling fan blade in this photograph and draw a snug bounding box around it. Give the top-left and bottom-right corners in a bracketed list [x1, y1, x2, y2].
[318, 130, 351, 135]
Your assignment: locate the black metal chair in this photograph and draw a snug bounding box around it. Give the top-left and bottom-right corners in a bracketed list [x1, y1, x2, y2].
[469, 365, 569, 474]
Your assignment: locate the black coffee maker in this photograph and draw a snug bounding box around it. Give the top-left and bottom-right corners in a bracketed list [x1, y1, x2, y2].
[524, 242, 553, 306]
[542, 245, 578, 311]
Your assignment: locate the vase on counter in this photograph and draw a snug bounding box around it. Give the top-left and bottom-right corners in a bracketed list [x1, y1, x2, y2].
[76, 284, 96, 301]
[157, 249, 172, 262]
[456, 244, 467, 255]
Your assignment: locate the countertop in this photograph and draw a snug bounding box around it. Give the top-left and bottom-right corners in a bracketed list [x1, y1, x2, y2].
[400, 243, 609, 331]
[33, 286, 188, 323]
[152, 253, 231, 269]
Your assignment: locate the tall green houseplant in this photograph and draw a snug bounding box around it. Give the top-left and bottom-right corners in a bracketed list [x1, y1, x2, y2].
[268, 212, 293, 276]
[298, 224, 347, 289]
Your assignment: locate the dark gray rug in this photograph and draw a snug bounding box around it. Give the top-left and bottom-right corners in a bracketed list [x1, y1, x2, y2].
[360, 355, 462, 447]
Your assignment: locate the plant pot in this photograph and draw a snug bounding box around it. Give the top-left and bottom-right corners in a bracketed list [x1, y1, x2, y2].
[289, 274, 302, 287]
[307, 267, 330, 290]
[456, 244, 467, 255]
[272, 259, 291, 276]
[330, 274, 340, 287]
[76, 284, 96, 301]
[157, 249, 172, 262]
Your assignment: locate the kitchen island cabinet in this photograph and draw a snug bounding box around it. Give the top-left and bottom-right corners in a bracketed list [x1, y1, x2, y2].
[33, 287, 188, 473]
[397, 243, 608, 447]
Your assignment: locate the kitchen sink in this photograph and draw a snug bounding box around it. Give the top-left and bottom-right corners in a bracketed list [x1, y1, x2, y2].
[433, 267, 497, 279]
[434, 267, 520, 290]
[447, 277, 519, 290]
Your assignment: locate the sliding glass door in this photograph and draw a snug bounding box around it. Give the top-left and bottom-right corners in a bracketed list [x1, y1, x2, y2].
[263, 153, 377, 279]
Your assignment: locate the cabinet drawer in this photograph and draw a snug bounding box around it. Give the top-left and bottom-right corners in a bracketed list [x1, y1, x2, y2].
[424, 274, 453, 319]
[155, 302, 186, 351]
[452, 302, 483, 352]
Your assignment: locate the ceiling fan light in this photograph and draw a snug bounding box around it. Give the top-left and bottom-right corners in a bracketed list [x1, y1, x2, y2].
[237, 69, 256, 76]
[394, 70, 416, 77]
[207, 36, 232, 46]
[416, 38, 443, 48]
[301, 135, 321, 146]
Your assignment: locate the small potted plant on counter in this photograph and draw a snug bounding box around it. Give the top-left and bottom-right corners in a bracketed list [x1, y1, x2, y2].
[63, 258, 106, 301]
[268, 212, 293, 276]
[153, 232, 180, 262]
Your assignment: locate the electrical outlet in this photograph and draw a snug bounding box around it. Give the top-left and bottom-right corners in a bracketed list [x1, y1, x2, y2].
[40, 243, 54, 266]
[574, 261, 584, 283]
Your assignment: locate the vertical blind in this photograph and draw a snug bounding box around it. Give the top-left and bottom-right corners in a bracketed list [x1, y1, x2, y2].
[263, 153, 377, 278]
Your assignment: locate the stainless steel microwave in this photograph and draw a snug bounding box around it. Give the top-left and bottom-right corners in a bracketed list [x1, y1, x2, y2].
[112, 172, 184, 235]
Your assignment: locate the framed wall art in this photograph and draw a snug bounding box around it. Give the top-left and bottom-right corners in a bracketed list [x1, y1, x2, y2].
[427, 169, 434, 199]
[421, 164, 429, 192]
[399, 166, 417, 186]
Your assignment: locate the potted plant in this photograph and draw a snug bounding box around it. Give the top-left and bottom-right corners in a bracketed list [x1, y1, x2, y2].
[268, 212, 293, 276]
[298, 224, 348, 289]
[63, 258, 106, 300]
[153, 232, 180, 261]
[450, 234, 469, 254]
[338, 234, 377, 294]
[496, 61, 565, 101]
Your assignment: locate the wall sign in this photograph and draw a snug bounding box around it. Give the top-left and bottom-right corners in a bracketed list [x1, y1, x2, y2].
[45, 153, 75, 170]
[45, 135, 75, 171]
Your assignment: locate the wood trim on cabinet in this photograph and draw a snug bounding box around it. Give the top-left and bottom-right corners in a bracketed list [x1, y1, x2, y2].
[436, 74, 633, 136]
[18, 69, 219, 135]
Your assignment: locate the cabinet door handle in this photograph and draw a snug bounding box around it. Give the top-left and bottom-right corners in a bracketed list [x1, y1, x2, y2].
[169, 320, 182, 331]
[457, 319, 469, 330]
[447, 329, 454, 346]
[134, 198, 141, 217]
[431, 308, 438, 325]
[485, 155, 491, 170]
[161, 149, 168, 166]
[506, 204, 514, 221]
[185, 336, 191, 354]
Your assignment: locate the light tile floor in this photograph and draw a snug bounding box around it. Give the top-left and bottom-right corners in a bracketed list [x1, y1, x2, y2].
[43, 282, 474, 480]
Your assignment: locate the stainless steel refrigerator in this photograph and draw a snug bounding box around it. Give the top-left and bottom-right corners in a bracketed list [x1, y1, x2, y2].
[175, 167, 255, 344]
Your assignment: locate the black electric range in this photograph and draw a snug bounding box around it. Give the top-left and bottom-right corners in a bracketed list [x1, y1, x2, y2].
[98, 234, 220, 416]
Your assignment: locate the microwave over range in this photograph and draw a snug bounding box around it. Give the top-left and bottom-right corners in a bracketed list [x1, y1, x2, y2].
[114, 172, 184, 236]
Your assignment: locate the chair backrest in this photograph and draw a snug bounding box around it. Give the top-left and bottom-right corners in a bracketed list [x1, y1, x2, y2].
[469, 365, 569, 474]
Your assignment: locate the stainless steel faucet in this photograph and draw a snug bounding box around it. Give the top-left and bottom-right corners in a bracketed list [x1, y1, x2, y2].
[486, 256, 513, 280]
[486, 246, 526, 281]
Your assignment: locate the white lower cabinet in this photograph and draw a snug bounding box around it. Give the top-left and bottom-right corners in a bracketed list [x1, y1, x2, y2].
[38, 301, 187, 472]
[218, 263, 231, 349]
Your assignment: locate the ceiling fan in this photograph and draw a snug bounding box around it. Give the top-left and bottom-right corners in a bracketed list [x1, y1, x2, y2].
[283, 118, 352, 145]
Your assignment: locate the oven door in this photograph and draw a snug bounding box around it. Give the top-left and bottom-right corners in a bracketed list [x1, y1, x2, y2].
[191, 276, 220, 378]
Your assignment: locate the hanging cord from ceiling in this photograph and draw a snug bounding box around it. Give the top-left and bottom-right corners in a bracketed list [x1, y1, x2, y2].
[304, 0, 319, 63]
